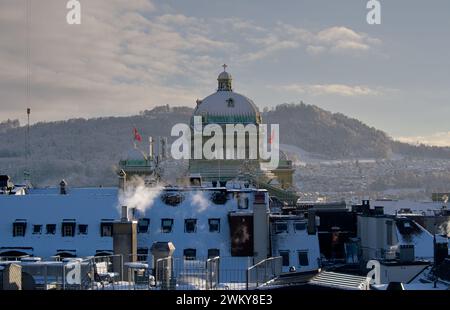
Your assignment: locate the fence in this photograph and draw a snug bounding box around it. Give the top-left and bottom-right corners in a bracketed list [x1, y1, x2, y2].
[246, 256, 282, 290]
[0, 255, 277, 290]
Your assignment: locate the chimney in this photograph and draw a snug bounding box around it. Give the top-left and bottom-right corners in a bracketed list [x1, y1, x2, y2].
[113, 210, 137, 281]
[362, 200, 370, 215]
[118, 169, 126, 192]
[121, 206, 128, 222]
[253, 192, 269, 263]
[59, 180, 67, 195]
[148, 136, 154, 159]
[159, 137, 168, 160]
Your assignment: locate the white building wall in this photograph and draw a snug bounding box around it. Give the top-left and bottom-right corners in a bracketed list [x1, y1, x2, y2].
[0, 188, 118, 258]
[270, 218, 320, 273]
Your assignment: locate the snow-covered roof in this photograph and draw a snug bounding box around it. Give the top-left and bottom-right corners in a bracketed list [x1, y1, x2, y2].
[395, 218, 434, 260]
[373, 200, 448, 215]
[194, 91, 259, 120]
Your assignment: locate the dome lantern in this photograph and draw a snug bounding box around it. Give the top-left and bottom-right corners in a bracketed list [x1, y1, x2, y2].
[217, 64, 232, 92]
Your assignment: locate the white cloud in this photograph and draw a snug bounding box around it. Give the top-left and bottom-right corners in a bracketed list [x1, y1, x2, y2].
[306, 45, 326, 55]
[271, 83, 380, 97]
[0, 1, 383, 123]
[396, 132, 450, 147]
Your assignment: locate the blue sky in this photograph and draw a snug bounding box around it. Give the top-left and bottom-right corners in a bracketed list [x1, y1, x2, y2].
[1, 0, 449, 145]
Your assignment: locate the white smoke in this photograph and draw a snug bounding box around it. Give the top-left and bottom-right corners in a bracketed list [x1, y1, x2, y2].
[118, 177, 163, 215]
[191, 191, 209, 213]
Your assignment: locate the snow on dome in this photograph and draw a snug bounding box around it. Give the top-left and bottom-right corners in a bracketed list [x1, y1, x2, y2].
[194, 91, 260, 122]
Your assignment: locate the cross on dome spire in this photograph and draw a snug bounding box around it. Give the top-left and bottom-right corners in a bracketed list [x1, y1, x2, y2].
[222, 64, 228, 71]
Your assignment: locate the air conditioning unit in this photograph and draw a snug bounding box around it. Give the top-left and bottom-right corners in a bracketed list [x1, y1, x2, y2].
[384, 246, 397, 260]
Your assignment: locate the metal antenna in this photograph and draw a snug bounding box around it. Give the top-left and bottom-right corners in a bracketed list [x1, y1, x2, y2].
[24, 0, 32, 186]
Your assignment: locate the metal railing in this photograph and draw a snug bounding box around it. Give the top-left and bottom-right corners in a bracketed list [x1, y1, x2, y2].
[154, 256, 250, 290]
[0, 255, 256, 290]
[246, 256, 283, 290]
[0, 255, 31, 262]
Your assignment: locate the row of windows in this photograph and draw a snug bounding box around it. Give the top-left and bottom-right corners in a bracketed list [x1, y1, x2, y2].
[274, 221, 306, 234]
[183, 248, 220, 260]
[12, 218, 222, 237]
[161, 218, 220, 233]
[279, 250, 309, 267]
[12, 221, 114, 237]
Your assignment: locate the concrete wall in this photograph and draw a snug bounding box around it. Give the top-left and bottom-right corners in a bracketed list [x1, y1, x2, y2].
[358, 215, 398, 261]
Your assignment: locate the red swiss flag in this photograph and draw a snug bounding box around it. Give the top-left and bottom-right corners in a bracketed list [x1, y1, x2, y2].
[133, 128, 142, 142]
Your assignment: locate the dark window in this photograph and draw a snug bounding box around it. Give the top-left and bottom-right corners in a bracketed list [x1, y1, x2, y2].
[100, 222, 113, 237]
[279, 250, 290, 267]
[33, 224, 42, 234]
[46, 224, 56, 235]
[227, 98, 234, 107]
[137, 248, 149, 261]
[275, 222, 288, 233]
[185, 219, 197, 233]
[161, 219, 174, 233]
[209, 219, 220, 233]
[208, 249, 220, 259]
[294, 222, 306, 232]
[13, 221, 27, 237]
[183, 249, 196, 261]
[298, 251, 309, 266]
[62, 222, 75, 237]
[138, 218, 150, 233]
[78, 224, 88, 235]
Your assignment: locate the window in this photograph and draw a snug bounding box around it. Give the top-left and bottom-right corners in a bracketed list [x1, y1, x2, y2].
[138, 218, 150, 233]
[227, 98, 235, 107]
[137, 248, 149, 261]
[185, 219, 197, 233]
[209, 219, 220, 233]
[238, 197, 249, 209]
[274, 222, 288, 233]
[33, 224, 42, 235]
[279, 250, 290, 267]
[184, 249, 197, 261]
[78, 224, 88, 235]
[101, 222, 113, 237]
[208, 249, 220, 259]
[294, 221, 306, 232]
[62, 221, 75, 237]
[161, 219, 174, 233]
[13, 221, 26, 237]
[298, 251, 309, 266]
[46, 224, 56, 235]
